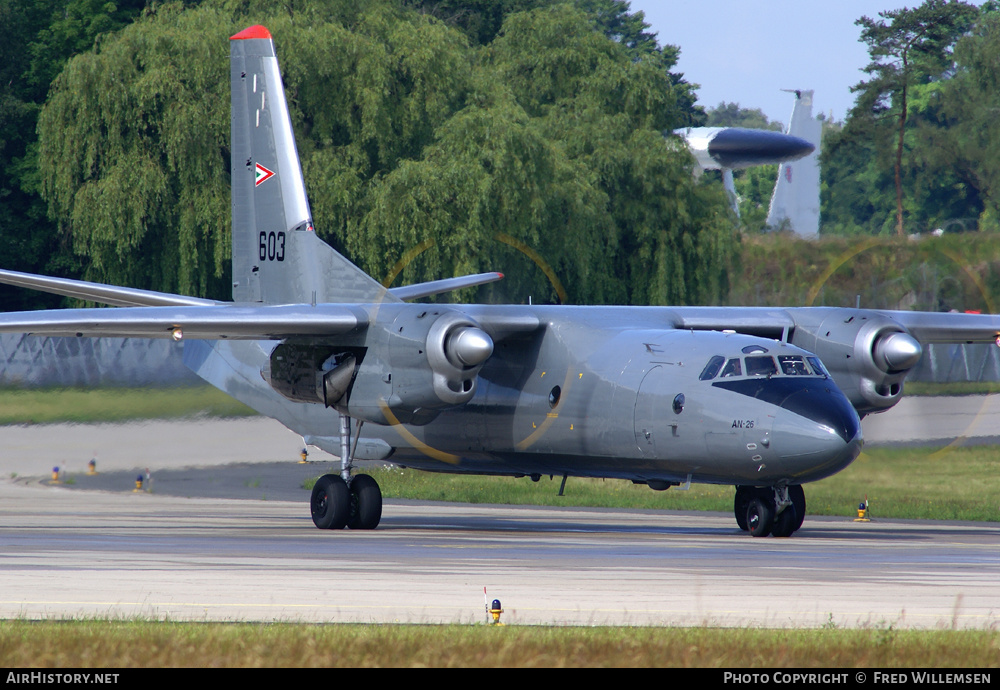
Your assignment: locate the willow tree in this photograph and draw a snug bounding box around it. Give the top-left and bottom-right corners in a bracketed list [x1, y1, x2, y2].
[488, 3, 735, 305]
[37, 4, 233, 297]
[36, 0, 735, 306]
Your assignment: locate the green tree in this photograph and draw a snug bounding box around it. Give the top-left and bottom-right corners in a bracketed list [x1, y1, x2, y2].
[353, 3, 734, 305]
[929, 4, 1000, 233]
[34, 0, 735, 306]
[399, 0, 549, 45]
[0, 0, 149, 310]
[706, 102, 782, 131]
[37, 4, 232, 297]
[852, 0, 978, 236]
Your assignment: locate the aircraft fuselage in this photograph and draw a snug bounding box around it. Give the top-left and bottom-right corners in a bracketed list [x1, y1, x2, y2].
[289, 305, 863, 488]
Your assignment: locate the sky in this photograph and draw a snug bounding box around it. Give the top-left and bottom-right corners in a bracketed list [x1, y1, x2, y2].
[625, 1, 979, 129]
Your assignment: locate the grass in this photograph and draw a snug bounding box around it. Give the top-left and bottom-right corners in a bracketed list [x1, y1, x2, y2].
[0, 385, 257, 424]
[302, 442, 1000, 522]
[3, 393, 998, 666]
[0, 621, 996, 667]
[905, 381, 1000, 396]
[3, 385, 997, 522]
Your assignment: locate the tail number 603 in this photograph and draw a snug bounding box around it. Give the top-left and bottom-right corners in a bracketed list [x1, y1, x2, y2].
[259, 231, 286, 262]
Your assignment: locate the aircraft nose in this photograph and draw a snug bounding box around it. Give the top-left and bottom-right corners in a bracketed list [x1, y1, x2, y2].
[708, 128, 814, 168]
[771, 386, 863, 481]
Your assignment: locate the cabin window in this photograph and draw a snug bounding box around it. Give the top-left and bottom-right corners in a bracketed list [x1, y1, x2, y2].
[699, 355, 726, 381]
[548, 386, 561, 408]
[672, 393, 685, 414]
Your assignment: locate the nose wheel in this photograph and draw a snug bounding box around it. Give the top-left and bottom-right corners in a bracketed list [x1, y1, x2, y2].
[735, 485, 805, 537]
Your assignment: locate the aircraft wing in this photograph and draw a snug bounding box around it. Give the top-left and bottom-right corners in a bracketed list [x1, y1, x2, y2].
[672, 306, 1000, 345]
[671, 306, 795, 339]
[0, 268, 220, 307]
[872, 309, 1000, 344]
[0, 304, 367, 340]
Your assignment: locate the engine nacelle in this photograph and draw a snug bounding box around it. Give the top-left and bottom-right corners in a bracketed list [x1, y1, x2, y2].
[262, 343, 361, 407]
[259, 308, 493, 426]
[789, 309, 922, 415]
[383, 308, 493, 423]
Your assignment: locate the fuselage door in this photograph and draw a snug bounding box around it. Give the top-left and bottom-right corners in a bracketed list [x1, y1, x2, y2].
[634, 365, 666, 458]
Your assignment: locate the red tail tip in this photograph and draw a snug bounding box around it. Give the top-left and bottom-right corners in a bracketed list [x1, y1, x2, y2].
[231, 25, 272, 40]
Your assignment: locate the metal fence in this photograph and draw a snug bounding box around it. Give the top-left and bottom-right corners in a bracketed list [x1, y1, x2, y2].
[1, 333, 997, 388]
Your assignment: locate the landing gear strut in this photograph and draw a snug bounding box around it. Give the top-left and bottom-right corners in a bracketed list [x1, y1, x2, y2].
[310, 414, 382, 530]
[734, 485, 805, 538]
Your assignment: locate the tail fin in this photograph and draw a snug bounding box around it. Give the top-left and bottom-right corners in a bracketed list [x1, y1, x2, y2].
[229, 26, 393, 304]
[766, 89, 821, 237]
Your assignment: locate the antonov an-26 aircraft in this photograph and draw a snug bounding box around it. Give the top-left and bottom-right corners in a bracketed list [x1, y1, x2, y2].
[2, 26, 999, 537]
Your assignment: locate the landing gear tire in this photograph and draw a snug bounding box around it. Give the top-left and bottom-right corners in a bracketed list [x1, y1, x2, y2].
[771, 504, 797, 538]
[348, 474, 382, 530]
[311, 474, 350, 530]
[734, 486, 752, 531]
[746, 497, 773, 538]
[789, 485, 805, 531]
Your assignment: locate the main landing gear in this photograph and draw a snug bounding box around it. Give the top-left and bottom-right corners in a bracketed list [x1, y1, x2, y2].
[734, 485, 805, 537]
[310, 414, 383, 530]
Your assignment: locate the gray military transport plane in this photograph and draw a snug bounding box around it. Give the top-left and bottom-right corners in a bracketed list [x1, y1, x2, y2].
[2, 26, 999, 537]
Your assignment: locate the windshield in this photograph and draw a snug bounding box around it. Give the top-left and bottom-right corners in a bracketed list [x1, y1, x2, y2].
[700, 353, 826, 381]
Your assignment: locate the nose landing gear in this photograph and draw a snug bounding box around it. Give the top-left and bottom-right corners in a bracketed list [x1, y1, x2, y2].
[735, 484, 805, 537]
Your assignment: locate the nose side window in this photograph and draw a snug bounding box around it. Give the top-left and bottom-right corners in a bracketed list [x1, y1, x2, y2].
[807, 356, 830, 378]
[699, 355, 726, 381]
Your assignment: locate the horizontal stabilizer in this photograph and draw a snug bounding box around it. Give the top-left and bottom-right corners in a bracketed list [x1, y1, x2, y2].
[0, 268, 219, 307]
[0, 304, 367, 340]
[389, 272, 504, 301]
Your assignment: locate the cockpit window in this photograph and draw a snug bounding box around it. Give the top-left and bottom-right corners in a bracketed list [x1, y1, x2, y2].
[745, 355, 777, 377]
[699, 355, 726, 381]
[720, 358, 742, 378]
[807, 356, 829, 378]
[778, 355, 811, 375]
[708, 352, 826, 382]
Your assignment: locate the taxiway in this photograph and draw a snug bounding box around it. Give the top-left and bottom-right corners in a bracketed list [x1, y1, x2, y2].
[1, 402, 998, 628]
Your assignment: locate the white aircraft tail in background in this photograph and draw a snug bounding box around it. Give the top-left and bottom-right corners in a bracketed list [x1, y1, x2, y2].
[675, 123, 814, 219]
[767, 89, 821, 237]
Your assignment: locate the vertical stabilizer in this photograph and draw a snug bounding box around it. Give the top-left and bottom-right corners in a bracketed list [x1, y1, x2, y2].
[229, 26, 394, 304]
[767, 90, 821, 237]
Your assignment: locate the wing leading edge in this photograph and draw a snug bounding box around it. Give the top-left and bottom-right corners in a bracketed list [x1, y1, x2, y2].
[671, 305, 1000, 346]
[0, 304, 368, 340]
[0, 268, 367, 340]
